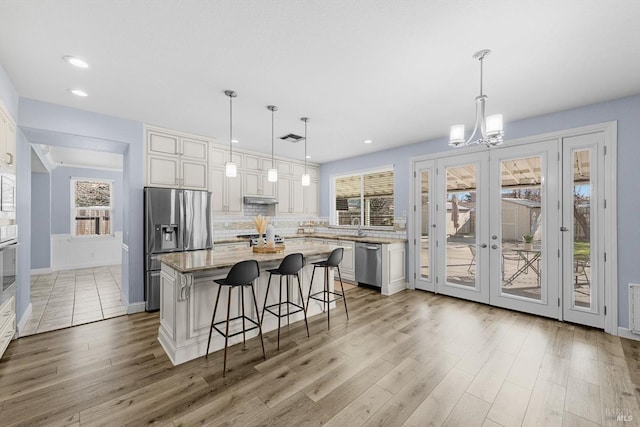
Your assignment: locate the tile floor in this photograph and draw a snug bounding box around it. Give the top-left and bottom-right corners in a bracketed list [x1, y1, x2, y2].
[21, 265, 126, 337]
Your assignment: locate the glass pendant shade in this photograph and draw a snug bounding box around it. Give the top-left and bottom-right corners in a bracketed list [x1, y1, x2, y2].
[301, 173, 310, 187]
[485, 114, 503, 137]
[449, 124, 465, 145]
[225, 162, 237, 177]
[268, 168, 278, 182]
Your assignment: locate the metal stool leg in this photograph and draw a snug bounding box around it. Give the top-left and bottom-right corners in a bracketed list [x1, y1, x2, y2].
[223, 287, 232, 376]
[206, 284, 223, 358]
[306, 265, 317, 313]
[261, 273, 273, 324]
[277, 275, 283, 350]
[296, 272, 310, 338]
[337, 266, 349, 320]
[250, 283, 266, 360]
[325, 266, 330, 329]
[241, 286, 246, 347]
[286, 275, 291, 326]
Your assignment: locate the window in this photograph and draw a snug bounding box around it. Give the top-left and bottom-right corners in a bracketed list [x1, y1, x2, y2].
[71, 179, 113, 236]
[333, 168, 394, 227]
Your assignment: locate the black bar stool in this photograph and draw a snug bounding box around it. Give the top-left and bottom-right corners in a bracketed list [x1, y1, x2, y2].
[306, 247, 349, 329]
[206, 259, 266, 376]
[261, 253, 310, 350]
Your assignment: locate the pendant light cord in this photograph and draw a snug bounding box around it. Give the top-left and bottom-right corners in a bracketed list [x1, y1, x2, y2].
[229, 95, 233, 159]
[304, 119, 308, 173]
[271, 108, 274, 164]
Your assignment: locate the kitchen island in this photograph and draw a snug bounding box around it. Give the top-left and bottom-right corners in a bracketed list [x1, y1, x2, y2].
[156, 242, 341, 365]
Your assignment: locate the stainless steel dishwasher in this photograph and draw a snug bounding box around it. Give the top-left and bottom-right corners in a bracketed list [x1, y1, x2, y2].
[355, 242, 382, 288]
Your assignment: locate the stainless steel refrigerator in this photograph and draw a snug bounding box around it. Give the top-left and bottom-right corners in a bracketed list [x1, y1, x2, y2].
[144, 187, 212, 311]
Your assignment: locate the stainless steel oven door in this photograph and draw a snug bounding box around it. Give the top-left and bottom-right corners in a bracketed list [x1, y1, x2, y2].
[0, 240, 17, 292]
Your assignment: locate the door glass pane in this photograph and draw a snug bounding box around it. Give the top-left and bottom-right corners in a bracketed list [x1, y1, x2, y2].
[420, 170, 430, 279]
[572, 149, 591, 309]
[499, 156, 543, 301]
[446, 164, 477, 287]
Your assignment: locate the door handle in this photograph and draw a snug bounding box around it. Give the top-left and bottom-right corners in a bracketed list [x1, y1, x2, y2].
[480, 243, 487, 248]
[491, 244, 499, 249]
[560, 226, 568, 232]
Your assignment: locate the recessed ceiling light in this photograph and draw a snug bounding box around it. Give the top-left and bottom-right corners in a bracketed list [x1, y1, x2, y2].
[306, 155, 311, 159]
[69, 89, 88, 97]
[231, 139, 239, 144]
[364, 139, 373, 144]
[63, 55, 89, 69]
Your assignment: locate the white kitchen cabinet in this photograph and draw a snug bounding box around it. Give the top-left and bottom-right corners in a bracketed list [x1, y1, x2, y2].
[210, 167, 243, 215]
[381, 242, 407, 295]
[309, 238, 355, 282]
[0, 102, 16, 171]
[244, 157, 275, 197]
[210, 145, 243, 168]
[0, 295, 16, 359]
[303, 180, 318, 214]
[276, 176, 291, 214]
[291, 177, 304, 214]
[146, 129, 208, 190]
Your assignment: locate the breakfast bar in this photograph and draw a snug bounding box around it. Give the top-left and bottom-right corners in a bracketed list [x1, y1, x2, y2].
[156, 242, 341, 365]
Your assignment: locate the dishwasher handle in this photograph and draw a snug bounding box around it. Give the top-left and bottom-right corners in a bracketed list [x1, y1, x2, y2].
[363, 246, 380, 250]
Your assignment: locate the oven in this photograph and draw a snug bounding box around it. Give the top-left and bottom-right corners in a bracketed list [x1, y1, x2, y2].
[0, 225, 17, 293]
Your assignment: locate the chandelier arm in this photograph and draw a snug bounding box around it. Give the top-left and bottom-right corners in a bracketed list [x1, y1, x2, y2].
[465, 101, 481, 144]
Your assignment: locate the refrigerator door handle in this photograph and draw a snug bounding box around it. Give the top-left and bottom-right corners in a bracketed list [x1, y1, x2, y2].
[178, 190, 185, 250]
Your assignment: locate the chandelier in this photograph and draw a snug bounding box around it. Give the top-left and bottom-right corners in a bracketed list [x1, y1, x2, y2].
[449, 49, 504, 148]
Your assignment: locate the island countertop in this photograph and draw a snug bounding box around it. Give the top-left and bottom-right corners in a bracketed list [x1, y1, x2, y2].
[157, 242, 340, 273]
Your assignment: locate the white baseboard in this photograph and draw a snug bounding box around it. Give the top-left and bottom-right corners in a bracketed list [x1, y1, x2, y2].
[31, 267, 53, 275]
[126, 301, 146, 314]
[17, 303, 33, 334]
[618, 327, 640, 341]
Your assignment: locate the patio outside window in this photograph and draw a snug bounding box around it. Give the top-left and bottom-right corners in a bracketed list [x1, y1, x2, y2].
[333, 168, 394, 227]
[71, 179, 113, 236]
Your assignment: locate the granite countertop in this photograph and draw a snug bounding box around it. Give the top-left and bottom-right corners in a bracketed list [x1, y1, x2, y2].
[158, 242, 340, 273]
[214, 233, 407, 245]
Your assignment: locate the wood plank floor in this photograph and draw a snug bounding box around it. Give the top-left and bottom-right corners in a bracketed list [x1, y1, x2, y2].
[1, 287, 639, 426]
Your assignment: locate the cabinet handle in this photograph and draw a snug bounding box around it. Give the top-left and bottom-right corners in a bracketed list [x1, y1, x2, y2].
[6, 153, 13, 165]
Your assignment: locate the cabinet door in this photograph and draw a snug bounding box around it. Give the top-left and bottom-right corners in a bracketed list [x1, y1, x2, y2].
[148, 132, 179, 155]
[210, 168, 226, 212]
[5, 121, 15, 170]
[244, 154, 261, 171]
[0, 110, 7, 167]
[292, 163, 305, 177]
[148, 155, 179, 187]
[291, 179, 304, 214]
[181, 160, 208, 190]
[277, 176, 291, 214]
[226, 174, 243, 214]
[339, 241, 355, 275]
[244, 171, 262, 195]
[277, 160, 291, 176]
[304, 180, 318, 214]
[262, 159, 275, 196]
[210, 146, 227, 166]
[181, 138, 208, 161]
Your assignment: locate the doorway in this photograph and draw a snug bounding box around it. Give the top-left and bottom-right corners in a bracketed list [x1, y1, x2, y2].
[412, 124, 615, 330]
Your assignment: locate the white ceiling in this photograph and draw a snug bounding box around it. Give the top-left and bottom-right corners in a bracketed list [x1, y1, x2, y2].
[1, 1, 639, 164]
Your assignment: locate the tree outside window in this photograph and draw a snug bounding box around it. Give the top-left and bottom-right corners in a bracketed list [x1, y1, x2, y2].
[72, 179, 112, 236]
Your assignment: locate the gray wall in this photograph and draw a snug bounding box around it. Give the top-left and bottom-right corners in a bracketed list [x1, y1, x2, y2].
[17, 98, 145, 313]
[31, 172, 51, 270]
[50, 166, 123, 234]
[320, 94, 640, 329]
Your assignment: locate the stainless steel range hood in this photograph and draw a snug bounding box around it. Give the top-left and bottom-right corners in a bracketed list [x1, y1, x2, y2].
[243, 196, 279, 205]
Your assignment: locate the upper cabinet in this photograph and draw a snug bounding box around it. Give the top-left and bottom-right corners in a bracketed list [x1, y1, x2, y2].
[145, 127, 208, 190]
[0, 102, 16, 172]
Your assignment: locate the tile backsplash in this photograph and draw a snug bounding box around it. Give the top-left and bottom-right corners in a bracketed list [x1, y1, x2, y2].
[213, 215, 407, 240]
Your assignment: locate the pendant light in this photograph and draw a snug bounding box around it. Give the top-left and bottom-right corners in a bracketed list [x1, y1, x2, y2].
[267, 105, 278, 182]
[301, 117, 310, 187]
[449, 49, 504, 148]
[224, 90, 237, 177]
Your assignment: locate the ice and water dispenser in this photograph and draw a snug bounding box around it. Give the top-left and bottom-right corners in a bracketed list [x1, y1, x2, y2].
[156, 224, 179, 250]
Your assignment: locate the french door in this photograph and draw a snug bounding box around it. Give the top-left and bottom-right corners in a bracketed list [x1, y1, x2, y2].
[488, 140, 560, 318]
[561, 132, 606, 328]
[413, 131, 609, 326]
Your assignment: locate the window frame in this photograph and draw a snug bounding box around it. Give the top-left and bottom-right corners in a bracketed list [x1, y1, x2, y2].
[70, 177, 115, 238]
[330, 165, 395, 228]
